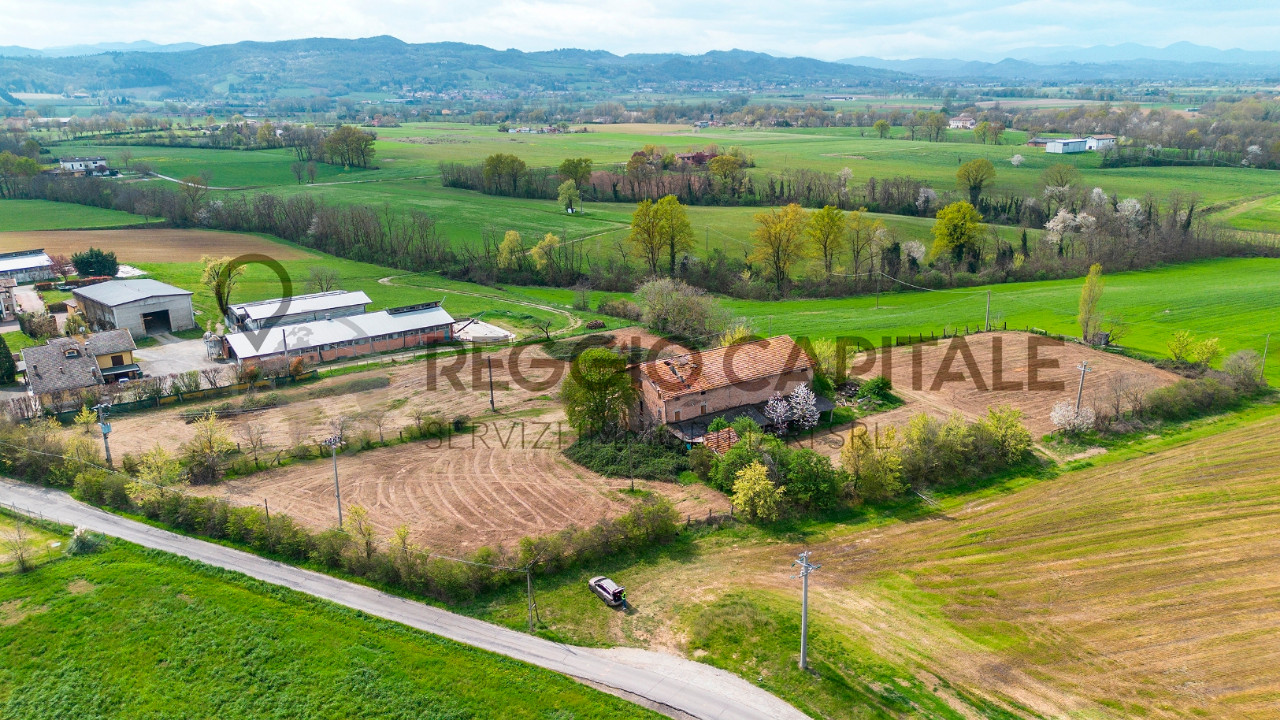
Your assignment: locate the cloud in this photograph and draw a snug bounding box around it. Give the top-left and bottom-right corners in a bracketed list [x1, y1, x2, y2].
[2, 0, 1279, 60]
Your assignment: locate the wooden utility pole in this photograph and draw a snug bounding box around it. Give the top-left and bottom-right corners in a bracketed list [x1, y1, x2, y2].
[1262, 334, 1271, 382]
[1075, 361, 1092, 415]
[487, 357, 496, 411]
[93, 403, 113, 468]
[984, 290, 991, 332]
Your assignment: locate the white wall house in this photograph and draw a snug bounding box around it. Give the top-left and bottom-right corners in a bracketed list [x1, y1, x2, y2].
[1046, 138, 1088, 154]
[57, 157, 110, 174]
[1086, 135, 1117, 150]
[948, 114, 976, 130]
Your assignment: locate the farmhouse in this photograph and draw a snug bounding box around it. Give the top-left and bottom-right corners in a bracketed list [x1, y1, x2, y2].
[949, 113, 976, 130]
[1046, 138, 1088, 154]
[223, 302, 454, 367]
[21, 329, 139, 407]
[225, 290, 372, 331]
[73, 279, 196, 338]
[1086, 134, 1117, 150]
[0, 249, 55, 284]
[632, 336, 825, 443]
[0, 278, 17, 321]
[56, 156, 112, 176]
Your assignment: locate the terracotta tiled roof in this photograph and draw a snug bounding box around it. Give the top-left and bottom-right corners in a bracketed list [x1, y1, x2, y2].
[702, 427, 740, 455]
[634, 336, 813, 400]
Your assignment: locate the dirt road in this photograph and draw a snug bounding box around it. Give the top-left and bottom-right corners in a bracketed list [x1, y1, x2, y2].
[0, 479, 805, 720]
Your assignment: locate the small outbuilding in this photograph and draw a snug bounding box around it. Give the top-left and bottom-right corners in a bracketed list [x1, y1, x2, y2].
[1046, 138, 1088, 154]
[73, 279, 196, 338]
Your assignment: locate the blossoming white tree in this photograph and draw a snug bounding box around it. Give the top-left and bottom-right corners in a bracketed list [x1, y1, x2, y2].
[788, 384, 820, 431]
[764, 392, 792, 433]
[1050, 401, 1095, 434]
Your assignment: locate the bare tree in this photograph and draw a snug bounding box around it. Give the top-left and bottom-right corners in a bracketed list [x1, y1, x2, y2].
[361, 408, 390, 444]
[3, 520, 32, 572]
[239, 422, 268, 469]
[532, 317, 554, 340]
[305, 266, 342, 293]
[290, 161, 305, 185]
[200, 367, 225, 389]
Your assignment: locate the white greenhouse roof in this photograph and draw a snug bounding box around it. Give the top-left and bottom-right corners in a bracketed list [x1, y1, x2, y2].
[229, 290, 372, 321]
[0, 251, 52, 274]
[225, 304, 454, 360]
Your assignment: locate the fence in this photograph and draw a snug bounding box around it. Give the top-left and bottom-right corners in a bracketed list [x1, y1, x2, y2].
[45, 370, 319, 424]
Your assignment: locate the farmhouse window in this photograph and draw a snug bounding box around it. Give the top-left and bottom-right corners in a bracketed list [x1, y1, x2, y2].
[110, 354, 124, 366]
[674, 409, 681, 421]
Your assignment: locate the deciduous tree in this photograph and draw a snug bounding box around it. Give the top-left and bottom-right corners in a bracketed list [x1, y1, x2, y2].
[654, 195, 694, 276]
[561, 347, 636, 438]
[956, 158, 996, 205]
[807, 205, 844, 279]
[627, 199, 663, 275]
[751, 203, 810, 293]
[200, 255, 246, 317]
[1078, 263, 1105, 342]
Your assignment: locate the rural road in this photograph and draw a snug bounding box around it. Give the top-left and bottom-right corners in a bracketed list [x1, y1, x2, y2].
[0, 479, 807, 720]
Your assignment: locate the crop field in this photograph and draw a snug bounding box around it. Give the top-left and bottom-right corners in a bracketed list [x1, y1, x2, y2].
[0, 199, 161, 232]
[797, 331, 1180, 460]
[0, 540, 660, 719]
[468, 405, 1280, 719]
[101, 336, 727, 553]
[45, 124, 1280, 257]
[0, 228, 312, 263]
[191, 440, 727, 554]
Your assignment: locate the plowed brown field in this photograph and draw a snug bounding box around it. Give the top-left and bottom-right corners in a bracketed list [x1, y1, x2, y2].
[0, 229, 312, 262]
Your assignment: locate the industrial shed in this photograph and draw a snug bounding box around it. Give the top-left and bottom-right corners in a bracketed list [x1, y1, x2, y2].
[0, 249, 55, 284]
[72, 279, 196, 338]
[223, 302, 454, 367]
[226, 290, 372, 331]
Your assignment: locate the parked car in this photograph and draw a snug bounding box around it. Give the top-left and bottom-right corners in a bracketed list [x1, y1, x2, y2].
[588, 576, 626, 607]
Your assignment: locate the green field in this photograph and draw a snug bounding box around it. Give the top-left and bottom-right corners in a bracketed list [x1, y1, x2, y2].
[49, 123, 1280, 248]
[0, 200, 160, 232]
[516, 257, 1280, 382]
[464, 405, 1280, 719]
[0, 536, 657, 719]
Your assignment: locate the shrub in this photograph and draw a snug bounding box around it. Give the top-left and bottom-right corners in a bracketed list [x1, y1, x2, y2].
[563, 434, 688, 481]
[1050, 401, 1095, 435]
[781, 448, 846, 510]
[731, 461, 785, 522]
[596, 298, 642, 321]
[66, 526, 104, 555]
[841, 425, 904, 501]
[857, 375, 893, 400]
[1144, 377, 1240, 422]
[688, 445, 715, 481]
[1223, 350, 1265, 393]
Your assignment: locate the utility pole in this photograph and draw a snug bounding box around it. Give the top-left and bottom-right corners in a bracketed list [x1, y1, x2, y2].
[984, 290, 991, 332]
[487, 357, 496, 411]
[791, 551, 821, 670]
[323, 434, 345, 527]
[93, 402, 113, 468]
[526, 567, 536, 633]
[1262, 334, 1271, 383]
[1075, 361, 1093, 415]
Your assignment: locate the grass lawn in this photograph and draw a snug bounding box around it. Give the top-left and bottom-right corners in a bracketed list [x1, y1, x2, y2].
[0, 200, 161, 232]
[0, 538, 660, 719]
[1, 331, 39, 352]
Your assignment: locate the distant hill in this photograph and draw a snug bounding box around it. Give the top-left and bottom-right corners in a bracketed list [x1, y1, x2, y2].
[838, 53, 1280, 82]
[1008, 42, 1280, 66]
[0, 36, 908, 98]
[0, 40, 202, 58]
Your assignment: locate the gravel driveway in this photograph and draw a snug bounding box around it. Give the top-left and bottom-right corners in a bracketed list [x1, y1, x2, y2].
[134, 336, 226, 377]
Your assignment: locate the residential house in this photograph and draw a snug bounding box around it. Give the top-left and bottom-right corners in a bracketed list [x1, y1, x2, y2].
[20, 329, 140, 410]
[948, 114, 977, 130]
[1086, 134, 1117, 150]
[0, 278, 18, 321]
[632, 336, 827, 444]
[223, 302, 454, 368]
[57, 156, 112, 176]
[73, 279, 196, 338]
[225, 290, 372, 331]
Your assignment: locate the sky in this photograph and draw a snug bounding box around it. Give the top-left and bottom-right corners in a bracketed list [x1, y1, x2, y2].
[4, 0, 1280, 60]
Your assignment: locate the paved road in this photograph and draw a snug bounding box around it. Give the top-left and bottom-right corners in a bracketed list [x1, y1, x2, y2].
[0, 480, 807, 720]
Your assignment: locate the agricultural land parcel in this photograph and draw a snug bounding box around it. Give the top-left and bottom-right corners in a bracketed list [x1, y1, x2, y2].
[0, 534, 662, 719]
[464, 405, 1280, 720]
